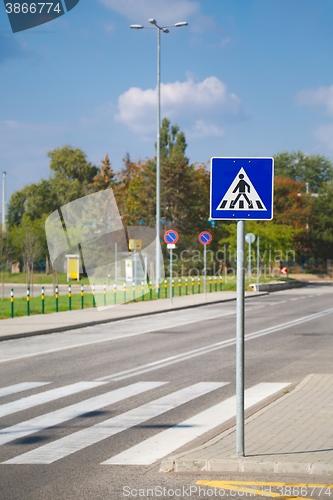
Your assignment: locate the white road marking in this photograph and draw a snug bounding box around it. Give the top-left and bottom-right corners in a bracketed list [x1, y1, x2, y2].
[3, 382, 227, 464]
[96, 307, 333, 382]
[0, 381, 105, 419]
[0, 381, 165, 446]
[2, 291, 332, 365]
[103, 382, 290, 465]
[0, 382, 50, 398]
[0, 309, 237, 364]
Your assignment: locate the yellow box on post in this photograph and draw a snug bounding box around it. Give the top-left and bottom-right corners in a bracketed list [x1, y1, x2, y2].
[65, 254, 80, 281]
[128, 239, 142, 251]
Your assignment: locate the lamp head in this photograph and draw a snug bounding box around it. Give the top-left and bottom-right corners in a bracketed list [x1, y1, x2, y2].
[149, 18, 157, 25]
[130, 24, 144, 29]
[175, 22, 188, 27]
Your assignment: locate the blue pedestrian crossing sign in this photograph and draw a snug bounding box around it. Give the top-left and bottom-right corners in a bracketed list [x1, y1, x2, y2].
[210, 157, 274, 220]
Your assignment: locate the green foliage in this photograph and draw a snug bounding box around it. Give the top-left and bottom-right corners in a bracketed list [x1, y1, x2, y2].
[219, 221, 295, 264]
[8, 146, 99, 227]
[308, 183, 333, 259]
[137, 118, 210, 239]
[47, 145, 98, 206]
[11, 216, 46, 285]
[6, 132, 333, 274]
[48, 145, 98, 185]
[274, 151, 333, 192]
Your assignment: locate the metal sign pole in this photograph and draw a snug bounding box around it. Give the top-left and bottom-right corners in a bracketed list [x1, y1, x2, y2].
[204, 244, 207, 299]
[248, 240, 251, 283]
[257, 236, 260, 288]
[236, 220, 245, 457]
[115, 243, 118, 286]
[170, 248, 173, 306]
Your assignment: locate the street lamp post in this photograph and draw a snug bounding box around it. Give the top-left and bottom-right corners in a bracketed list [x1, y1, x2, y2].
[130, 19, 188, 288]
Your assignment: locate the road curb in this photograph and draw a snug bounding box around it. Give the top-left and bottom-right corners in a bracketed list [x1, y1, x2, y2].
[160, 375, 333, 475]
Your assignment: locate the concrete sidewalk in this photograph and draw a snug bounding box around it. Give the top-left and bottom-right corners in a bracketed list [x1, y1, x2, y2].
[0, 290, 266, 341]
[161, 374, 333, 475]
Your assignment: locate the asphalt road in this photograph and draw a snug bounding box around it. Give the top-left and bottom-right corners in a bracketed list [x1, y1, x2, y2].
[1, 283, 333, 500]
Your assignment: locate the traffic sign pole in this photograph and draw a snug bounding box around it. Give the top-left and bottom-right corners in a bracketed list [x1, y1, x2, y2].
[236, 220, 245, 457]
[169, 248, 173, 306]
[198, 231, 212, 301]
[204, 244, 207, 299]
[245, 233, 255, 283]
[248, 239, 251, 282]
[164, 230, 178, 307]
[210, 158, 274, 459]
[257, 236, 260, 288]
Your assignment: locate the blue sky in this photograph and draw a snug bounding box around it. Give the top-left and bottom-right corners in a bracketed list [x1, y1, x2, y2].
[1, 0, 333, 204]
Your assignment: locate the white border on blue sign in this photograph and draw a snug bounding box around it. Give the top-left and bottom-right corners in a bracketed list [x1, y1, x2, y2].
[209, 156, 274, 221]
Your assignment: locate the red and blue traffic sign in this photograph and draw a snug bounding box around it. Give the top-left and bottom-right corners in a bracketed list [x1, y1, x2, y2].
[198, 231, 212, 245]
[164, 229, 179, 244]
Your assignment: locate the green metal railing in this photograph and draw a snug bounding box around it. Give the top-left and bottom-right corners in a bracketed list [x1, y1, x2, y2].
[4, 276, 223, 319]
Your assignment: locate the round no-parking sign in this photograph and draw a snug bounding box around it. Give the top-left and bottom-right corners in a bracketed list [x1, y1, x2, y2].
[198, 231, 212, 245]
[164, 230, 179, 244]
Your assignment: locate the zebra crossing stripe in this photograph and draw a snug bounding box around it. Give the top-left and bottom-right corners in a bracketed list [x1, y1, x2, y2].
[3, 382, 227, 464]
[0, 381, 165, 447]
[102, 382, 290, 465]
[0, 381, 106, 419]
[0, 382, 50, 399]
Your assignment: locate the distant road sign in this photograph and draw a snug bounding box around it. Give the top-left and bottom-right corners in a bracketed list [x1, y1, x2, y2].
[198, 231, 212, 245]
[245, 233, 255, 244]
[210, 157, 274, 220]
[164, 230, 179, 244]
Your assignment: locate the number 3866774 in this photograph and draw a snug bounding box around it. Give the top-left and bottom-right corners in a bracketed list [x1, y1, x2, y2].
[5, 3, 62, 14]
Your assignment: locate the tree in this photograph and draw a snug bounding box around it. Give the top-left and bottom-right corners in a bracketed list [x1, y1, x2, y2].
[218, 220, 295, 270]
[274, 151, 333, 192]
[7, 146, 99, 227]
[11, 216, 45, 287]
[48, 145, 98, 185]
[115, 153, 143, 226]
[0, 228, 13, 299]
[47, 146, 98, 206]
[87, 154, 117, 192]
[7, 187, 29, 227]
[308, 183, 333, 259]
[132, 118, 210, 237]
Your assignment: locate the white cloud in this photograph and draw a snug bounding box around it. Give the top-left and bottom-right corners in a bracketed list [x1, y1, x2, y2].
[187, 120, 224, 138]
[115, 76, 241, 136]
[314, 124, 333, 151]
[296, 85, 333, 115]
[98, 0, 199, 24]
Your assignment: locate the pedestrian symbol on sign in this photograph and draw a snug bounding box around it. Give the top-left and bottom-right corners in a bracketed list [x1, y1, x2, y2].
[230, 174, 253, 209]
[217, 168, 267, 211]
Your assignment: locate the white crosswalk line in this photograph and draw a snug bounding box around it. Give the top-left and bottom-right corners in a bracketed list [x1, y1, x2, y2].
[102, 382, 290, 465]
[0, 381, 106, 419]
[3, 382, 227, 464]
[0, 381, 165, 446]
[0, 382, 50, 398]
